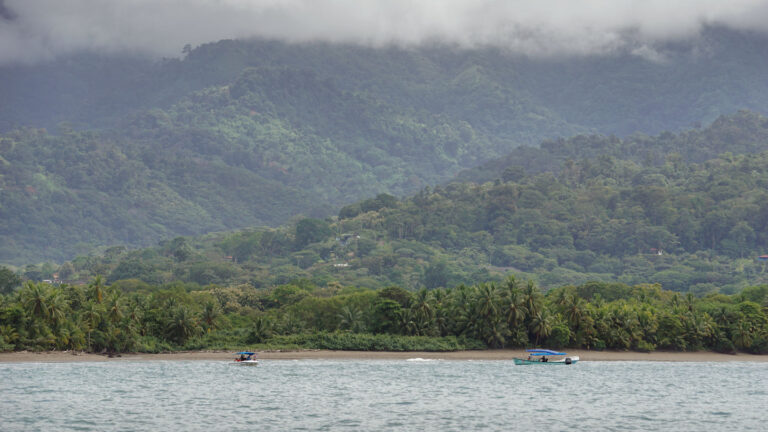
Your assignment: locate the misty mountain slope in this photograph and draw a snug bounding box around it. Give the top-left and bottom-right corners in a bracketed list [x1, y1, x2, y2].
[3, 27, 768, 139]
[515, 28, 768, 135]
[0, 54, 176, 132]
[4, 28, 768, 265]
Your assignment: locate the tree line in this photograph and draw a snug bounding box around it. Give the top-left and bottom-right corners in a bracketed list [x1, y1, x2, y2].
[2, 276, 766, 354]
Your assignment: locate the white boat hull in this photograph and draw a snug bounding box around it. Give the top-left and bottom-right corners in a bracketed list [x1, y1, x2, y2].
[514, 356, 579, 365]
[233, 360, 259, 366]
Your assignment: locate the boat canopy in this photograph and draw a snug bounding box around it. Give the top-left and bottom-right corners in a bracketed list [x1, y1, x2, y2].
[526, 349, 566, 356]
[236, 352, 256, 355]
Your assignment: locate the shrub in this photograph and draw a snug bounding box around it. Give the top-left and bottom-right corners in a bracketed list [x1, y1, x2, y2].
[267, 332, 485, 351]
[635, 340, 656, 353]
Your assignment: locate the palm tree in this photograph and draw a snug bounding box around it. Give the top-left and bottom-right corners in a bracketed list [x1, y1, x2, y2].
[163, 296, 179, 310]
[55, 326, 72, 351]
[44, 288, 67, 328]
[337, 306, 366, 333]
[88, 276, 106, 304]
[635, 305, 658, 345]
[502, 280, 527, 330]
[412, 288, 434, 322]
[125, 299, 145, 335]
[279, 312, 306, 335]
[200, 301, 220, 333]
[165, 306, 200, 345]
[459, 301, 482, 341]
[248, 316, 274, 343]
[733, 321, 754, 350]
[475, 283, 500, 321]
[684, 293, 696, 312]
[529, 309, 554, 345]
[81, 301, 103, 351]
[714, 306, 731, 327]
[0, 324, 19, 347]
[480, 316, 509, 348]
[564, 297, 586, 329]
[609, 326, 631, 350]
[687, 312, 715, 349]
[64, 318, 86, 351]
[28, 320, 56, 349]
[395, 308, 417, 336]
[106, 294, 124, 325]
[504, 275, 521, 292]
[618, 304, 642, 347]
[523, 280, 542, 319]
[21, 281, 49, 319]
[550, 287, 574, 309]
[448, 285, 473, 335]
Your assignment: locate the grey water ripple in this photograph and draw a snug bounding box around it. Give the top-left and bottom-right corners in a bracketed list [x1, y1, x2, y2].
[1, 360, 767, 431]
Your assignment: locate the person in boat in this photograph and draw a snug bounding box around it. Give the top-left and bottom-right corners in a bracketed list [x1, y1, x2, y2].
[541, 356, 547, 362]
[239, 354, 246, 361]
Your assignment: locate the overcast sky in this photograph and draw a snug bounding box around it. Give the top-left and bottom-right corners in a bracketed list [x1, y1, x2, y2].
[2, 0, 768, 65]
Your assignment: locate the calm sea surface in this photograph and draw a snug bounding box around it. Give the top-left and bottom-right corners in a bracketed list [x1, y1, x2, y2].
[1, 359, 766, 431]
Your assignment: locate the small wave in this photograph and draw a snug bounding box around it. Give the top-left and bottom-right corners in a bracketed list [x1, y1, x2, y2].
[406, 358, 439, 362]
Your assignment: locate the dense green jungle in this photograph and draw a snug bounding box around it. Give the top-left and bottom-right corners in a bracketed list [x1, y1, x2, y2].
[1, 277, 766, 354]
[3, 111, 768, 354]
[8, 111, 768, 294]
[3, 27, 768, 263]
[2, 29, 768, 354]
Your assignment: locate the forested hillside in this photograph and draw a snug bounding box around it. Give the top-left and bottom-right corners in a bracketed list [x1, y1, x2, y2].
[0, 65, 503, 263]
[3, 27, 768, 137]
[456, 110, 768, 183]
[16, 112, 768, 295]
[4, 28, 768, 263]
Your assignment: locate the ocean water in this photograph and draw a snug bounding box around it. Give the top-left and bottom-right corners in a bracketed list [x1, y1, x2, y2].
[1, 359, 766, 431]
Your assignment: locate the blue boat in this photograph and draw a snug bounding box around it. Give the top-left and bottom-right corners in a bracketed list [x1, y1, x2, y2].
[233, 351, 259, 366]
[514, 349, 579, 365]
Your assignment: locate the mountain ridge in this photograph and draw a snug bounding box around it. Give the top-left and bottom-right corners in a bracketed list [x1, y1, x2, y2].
[3, 29, 768, 263]
[13, 112, 768, 297]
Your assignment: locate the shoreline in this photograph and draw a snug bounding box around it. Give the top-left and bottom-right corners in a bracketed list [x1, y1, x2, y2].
[1, 349, 766, 363]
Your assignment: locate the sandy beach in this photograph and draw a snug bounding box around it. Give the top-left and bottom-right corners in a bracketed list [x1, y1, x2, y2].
[1, 349, 766, 363]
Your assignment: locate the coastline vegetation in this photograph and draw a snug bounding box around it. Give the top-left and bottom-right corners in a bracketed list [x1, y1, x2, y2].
[1, 276, 765, 355]
[4, 41, 768, 358]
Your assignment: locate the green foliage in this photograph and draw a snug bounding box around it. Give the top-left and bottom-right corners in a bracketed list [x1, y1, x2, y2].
[294, 218, 333, 249]
[8, 30, 768, 265]
[5, 34, 768, 355]
[0, 275, 766, 354]
[268, 332, 485, 351]
[741, 285, 768, 305]
[32, 112, 768, 296]
[378, 286, 413, 308]
[423, 261, 451, 289]
[269, 284, 311, 308]
[0, 266, 21, 294]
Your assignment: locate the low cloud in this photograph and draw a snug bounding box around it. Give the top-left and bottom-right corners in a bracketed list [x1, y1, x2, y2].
[2, 0, 768, 64]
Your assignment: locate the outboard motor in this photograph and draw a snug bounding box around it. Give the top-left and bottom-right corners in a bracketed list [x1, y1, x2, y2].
[565, 357, 572, 365]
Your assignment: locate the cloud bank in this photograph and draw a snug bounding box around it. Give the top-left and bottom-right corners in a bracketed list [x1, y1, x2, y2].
[2, 0, 768, 64]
